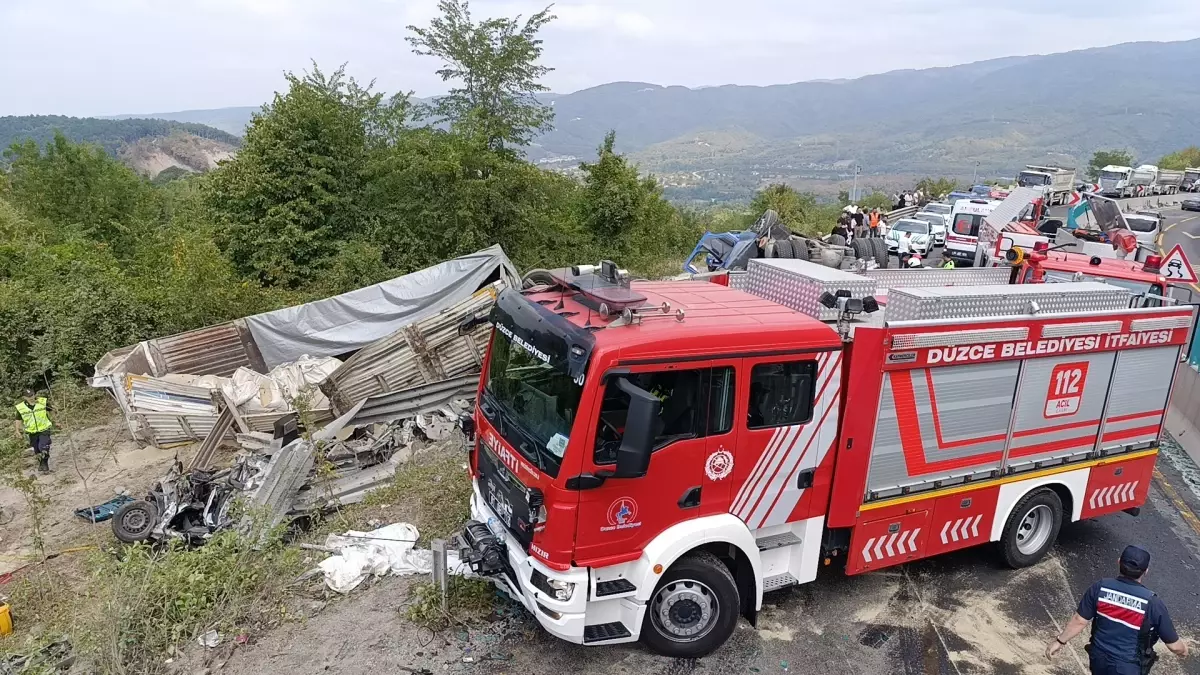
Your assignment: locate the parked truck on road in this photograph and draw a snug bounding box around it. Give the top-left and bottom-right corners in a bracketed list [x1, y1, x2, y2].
[1155, 169, 1184, 195]
[1017, 165, 1075, 206]
[1129, 165, 1159, 196]
[454, 259, 1194, 657]
[1098, 165, 1133, 197]
[1181, 168, 1200, 192]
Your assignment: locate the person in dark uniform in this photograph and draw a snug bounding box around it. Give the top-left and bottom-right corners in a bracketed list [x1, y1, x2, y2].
[1046, 545, 1188, 673]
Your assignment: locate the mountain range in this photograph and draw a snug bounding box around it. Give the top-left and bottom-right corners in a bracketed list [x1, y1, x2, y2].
[11, 39, 1200, 199]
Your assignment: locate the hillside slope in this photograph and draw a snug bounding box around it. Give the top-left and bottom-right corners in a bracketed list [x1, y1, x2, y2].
[0, 116, 240, 178]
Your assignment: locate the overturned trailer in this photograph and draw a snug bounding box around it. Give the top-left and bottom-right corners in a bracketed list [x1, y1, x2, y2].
[91, 245, 518, 448]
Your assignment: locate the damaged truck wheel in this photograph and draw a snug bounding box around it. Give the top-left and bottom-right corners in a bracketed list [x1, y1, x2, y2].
[112, 500, 157, 543]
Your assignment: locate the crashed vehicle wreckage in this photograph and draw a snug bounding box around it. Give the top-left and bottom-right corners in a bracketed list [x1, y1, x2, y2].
[93, 246, 520, 545]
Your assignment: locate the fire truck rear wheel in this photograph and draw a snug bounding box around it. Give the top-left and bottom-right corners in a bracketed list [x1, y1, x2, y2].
[642, 551, 739, 658]
[999, 488, 1063, 568]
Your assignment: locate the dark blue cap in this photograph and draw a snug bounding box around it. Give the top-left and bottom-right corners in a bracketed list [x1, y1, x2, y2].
[1120, 545, 1151, 575]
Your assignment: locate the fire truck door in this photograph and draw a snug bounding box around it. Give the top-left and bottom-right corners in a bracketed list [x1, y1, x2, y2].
[571, 361, 727, 564]
[730, 351, 842, 531]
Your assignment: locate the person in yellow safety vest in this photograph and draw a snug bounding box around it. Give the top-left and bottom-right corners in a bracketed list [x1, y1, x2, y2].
[13, 389, 52, 473]
[942, 259, 955, 269]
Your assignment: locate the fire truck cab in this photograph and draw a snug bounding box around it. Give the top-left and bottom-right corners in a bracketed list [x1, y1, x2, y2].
[457, 259, 1195, 657]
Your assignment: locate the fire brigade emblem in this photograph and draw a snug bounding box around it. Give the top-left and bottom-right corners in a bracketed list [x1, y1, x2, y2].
[602, 497, 641, 531]
[705, 449, 734, 481]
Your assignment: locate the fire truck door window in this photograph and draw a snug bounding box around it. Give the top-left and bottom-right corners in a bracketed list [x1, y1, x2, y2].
[748, 361, 816, 429]
[593, 367, 734, 464]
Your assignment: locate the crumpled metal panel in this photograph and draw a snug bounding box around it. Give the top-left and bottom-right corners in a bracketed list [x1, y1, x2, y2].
[350, 374, 478, 427]
[148, 321, 262, 378]
[321, 283, 500, 412]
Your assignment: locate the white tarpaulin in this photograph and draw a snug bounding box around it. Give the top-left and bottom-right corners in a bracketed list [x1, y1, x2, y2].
[318, 522, 466, 593]
[245, 245, 519, 368]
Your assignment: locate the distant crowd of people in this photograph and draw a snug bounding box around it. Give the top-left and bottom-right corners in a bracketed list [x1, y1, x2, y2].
[892, 190, 927, 209]
[833, 205, 887, 240]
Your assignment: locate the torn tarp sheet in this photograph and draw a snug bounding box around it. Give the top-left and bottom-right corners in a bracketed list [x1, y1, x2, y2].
[318, 522, 466, 593]
[245, 245, 519, 368]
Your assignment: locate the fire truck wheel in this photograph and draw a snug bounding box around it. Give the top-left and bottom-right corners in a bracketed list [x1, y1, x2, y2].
[641, 551, 739, 658]
[999, 488, 1063, 568]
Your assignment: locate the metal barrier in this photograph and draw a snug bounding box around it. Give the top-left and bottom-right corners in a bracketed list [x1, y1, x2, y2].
[885, 206, 919, 221]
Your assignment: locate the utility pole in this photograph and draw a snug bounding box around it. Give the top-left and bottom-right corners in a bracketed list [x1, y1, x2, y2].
[972, 161, 979, 185]
[852, 164, 861, 203]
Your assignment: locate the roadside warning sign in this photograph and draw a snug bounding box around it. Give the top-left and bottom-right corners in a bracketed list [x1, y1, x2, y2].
[1159, 244, 1198, 284]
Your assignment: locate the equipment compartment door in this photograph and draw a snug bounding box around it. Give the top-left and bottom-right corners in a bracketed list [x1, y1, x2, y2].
[848, 510, 930, 574]
[1005, 351, 1115, 472]
[1098, 345, 1178, 452]
[866, 360, 1018, 499]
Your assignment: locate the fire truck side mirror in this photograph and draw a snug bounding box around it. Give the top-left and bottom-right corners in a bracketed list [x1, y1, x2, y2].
[612, 377, 660, 479]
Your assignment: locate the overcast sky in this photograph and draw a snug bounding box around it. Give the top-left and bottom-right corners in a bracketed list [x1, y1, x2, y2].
[3, 0, 1199, 117]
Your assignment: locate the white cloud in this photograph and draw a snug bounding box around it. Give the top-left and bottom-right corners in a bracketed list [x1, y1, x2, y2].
[0, 0, 1198, 115]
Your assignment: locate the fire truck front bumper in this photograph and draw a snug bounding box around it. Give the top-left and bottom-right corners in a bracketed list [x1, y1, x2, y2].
[462, 487, 644, 645]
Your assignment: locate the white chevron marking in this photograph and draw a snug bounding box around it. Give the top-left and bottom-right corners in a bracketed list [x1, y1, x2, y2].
[862, 537, 875, 563]
[940, 520, 952, 545]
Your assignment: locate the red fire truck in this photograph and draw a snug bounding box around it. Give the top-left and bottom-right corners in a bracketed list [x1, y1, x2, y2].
[1013, 247, 1174, 301]
[455, 259, 1195, 657]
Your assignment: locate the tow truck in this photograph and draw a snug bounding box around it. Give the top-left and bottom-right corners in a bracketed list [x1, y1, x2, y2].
[454, 259, 1195, 657]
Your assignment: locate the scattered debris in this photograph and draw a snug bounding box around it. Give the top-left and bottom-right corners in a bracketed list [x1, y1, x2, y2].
[90, 248, 516, 549]
[73, 494, 134, 523]
[111, 462, 240, 544]
[197, 629, 222, 648]
[0, 638, 74, 674]
[316, 522, 465, 593]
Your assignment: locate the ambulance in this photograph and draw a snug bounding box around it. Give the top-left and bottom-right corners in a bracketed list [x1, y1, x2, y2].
[943, 199, 1001, 267]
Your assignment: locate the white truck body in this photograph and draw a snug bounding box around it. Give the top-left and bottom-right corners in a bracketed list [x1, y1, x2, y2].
[1098, 165, 1133, 198]
[1129, 165, 1159, 196]
[1183, 168, 1200, 192]
[1155, 170, 1183, 195]
[1016, 165, 1076, 205]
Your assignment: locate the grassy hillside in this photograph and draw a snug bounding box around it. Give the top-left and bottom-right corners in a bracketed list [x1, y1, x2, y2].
[0, 116, 240, 157]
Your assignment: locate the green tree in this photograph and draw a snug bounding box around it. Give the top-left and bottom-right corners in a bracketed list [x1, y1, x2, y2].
[749, 184, 816, 234]
[4, 132, 155, 248]
[407, 0, 555, 153]
[204, 64, 408, 287]
[1159, 147, 1200, 171]
[577, 131, 696, 274]
[1086, 149, 1134, 180]
[914, 177, 960, 200]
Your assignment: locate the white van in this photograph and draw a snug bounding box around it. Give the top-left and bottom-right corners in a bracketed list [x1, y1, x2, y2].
[943, 199, 1001, 266]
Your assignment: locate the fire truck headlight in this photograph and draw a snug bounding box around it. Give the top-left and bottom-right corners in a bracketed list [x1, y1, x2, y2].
[531, 568, 575, 601]
[548, 578, 574, 601]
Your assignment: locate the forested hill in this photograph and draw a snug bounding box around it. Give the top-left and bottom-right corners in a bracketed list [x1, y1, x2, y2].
[0, 116, 241, 156]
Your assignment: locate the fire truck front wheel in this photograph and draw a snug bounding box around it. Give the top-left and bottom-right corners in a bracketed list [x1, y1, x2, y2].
[641, 551, 739, 658]
[999, 488, 1064, 568]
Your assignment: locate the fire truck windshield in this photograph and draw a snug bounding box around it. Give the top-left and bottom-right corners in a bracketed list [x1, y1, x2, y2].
[483, 328, 583, 478]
